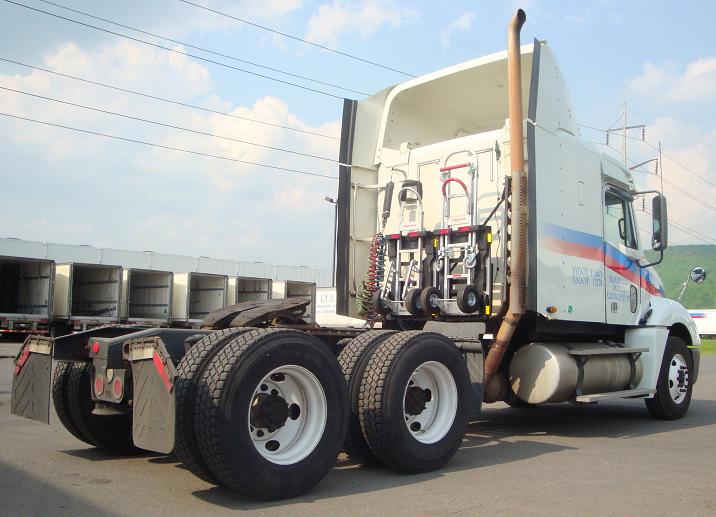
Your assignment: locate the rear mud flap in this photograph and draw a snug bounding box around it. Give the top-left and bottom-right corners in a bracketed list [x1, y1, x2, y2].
[127, 337, 176, 454]
[10, 337, 53, 423]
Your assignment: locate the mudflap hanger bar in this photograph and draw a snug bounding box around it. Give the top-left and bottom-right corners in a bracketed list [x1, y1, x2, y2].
[124, 336, 177, 454]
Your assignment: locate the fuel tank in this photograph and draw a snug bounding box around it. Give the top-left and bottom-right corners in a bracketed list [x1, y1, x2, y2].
[508, 343, 643, 404]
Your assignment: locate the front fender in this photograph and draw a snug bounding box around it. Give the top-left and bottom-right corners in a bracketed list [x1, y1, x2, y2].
[648, 297, 701, 383]
[649, 297, 701, 345]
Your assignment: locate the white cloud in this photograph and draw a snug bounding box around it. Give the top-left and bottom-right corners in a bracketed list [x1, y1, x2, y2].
[440, 11, 475, 48]
[628, 57, 716, 103]
[305, 0, 417, 47]
[0, 38, 341, 269]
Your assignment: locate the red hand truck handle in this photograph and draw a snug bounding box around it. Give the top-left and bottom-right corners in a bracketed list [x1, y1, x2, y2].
[442, 177, 468, 197]
[439, 162, 471, 173]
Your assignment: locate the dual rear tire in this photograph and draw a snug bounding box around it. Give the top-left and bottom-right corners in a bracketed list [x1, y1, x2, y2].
[175, 328, 349, 499]
[52, 361, 139, 454]
[340, 331, 472, 472]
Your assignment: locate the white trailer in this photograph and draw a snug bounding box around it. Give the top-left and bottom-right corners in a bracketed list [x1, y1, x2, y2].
[272, 280, 316, 322]
[0, 256, 54, 334]
[171, 272, 228, 327]
[121, 268, 173, 326]
[227, 276, 272, 305]
[689, 310, 716, 337]
[53, 263, 123, 332]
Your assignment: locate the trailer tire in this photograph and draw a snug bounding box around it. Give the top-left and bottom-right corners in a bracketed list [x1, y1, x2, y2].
[645, 336, 693, 420]
[337, 330, 397, 462]
[66, 361, 140, 454]
[52, 361, 95, 445]
[174, 328, 253, 484]
[358, 331, 471, 472]
[195, 329, 348, 499]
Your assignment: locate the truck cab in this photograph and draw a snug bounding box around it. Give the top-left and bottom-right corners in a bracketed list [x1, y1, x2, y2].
[336, 37, 700, 409]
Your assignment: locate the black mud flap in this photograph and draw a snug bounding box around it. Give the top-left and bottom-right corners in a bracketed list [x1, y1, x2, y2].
[127, 337, 176, 454]
[10, 336, 53, 423]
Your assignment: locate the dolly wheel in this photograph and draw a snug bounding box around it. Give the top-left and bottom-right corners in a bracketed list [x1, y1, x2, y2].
[456, 285, 480, 314]
[420, 287, 441, 316]
[404, 288, 423, 316]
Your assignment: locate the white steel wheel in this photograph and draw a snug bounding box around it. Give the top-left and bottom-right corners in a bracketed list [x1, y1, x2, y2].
[248, 365, 327, 465]
[403, 361, 458, 444]
[667, 353, 689, 404]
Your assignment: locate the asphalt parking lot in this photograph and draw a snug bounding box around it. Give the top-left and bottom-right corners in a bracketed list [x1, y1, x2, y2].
[1, 338, 715, 516]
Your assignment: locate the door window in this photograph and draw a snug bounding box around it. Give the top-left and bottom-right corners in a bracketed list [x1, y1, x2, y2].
[604, 189, 637, 249]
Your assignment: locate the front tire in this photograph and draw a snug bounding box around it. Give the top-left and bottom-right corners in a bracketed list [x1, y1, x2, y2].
[358, 331, 471, 473]
[645, 336, 693, 420]
[195, 329, 348, 499]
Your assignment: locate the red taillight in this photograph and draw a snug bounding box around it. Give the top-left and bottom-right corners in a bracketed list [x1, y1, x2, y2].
[94, 375, 104, 396]
[91, 341, 100, 354]
[112, 377, 123, 399]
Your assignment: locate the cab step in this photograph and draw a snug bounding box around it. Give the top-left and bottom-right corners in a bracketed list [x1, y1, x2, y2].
[575, 388, 655, 403]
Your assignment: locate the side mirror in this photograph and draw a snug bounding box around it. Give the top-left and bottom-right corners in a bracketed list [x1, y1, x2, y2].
[651, 194, 668, 251]
[690, 266, 707, 284]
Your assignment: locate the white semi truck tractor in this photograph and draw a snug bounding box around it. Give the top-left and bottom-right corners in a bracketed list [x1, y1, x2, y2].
[10, 10, 700, 500]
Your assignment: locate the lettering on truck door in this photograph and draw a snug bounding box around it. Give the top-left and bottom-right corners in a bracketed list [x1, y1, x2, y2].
[603, 187, 643, 325]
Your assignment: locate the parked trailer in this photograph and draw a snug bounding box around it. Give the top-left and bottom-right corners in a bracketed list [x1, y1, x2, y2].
[10, 10, 702, 501]
[121, 268, 173, 326]
[227, 276, 272, 305]
[0, 256, 54, 334]
[54, 263, 123, 332]
[272, 280, 316, 322]
[172, 272, 228, 327]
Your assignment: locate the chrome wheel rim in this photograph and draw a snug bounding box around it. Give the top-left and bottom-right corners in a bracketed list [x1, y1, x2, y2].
[667, 353, 689, 404]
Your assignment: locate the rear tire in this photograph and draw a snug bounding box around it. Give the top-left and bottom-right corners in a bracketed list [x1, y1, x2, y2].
[52, 361, 94, 445]
[66, 361, 140, 454]
[337, 330, 396, 462]
[195, 329, 348, 499]
[174, 328, 253, 484]
[645, 336, 693, 420]
[358, 331, 471, 473]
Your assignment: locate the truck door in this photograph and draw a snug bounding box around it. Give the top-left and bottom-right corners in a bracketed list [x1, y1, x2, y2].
[603, 187, 643, 325]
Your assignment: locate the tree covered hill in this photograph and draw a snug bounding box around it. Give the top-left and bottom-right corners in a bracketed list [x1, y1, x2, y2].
[650, 245, 716, 309]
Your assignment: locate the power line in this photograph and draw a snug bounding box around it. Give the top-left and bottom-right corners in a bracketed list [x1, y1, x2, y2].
[0, 111, 338, 180]
[640, 207, 716, 245]
[179, 0, 416, 78]
[0, 85, 341, 163]
[579, 123, 716, 189]
[2, 0, 346, 99]
[0, 56, 339, 140]
[35, 0, 368, 97]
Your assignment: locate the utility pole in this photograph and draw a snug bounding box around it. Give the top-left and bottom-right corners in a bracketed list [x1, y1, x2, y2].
[606, 103, 646, 164]
[622, 103, 627, 165]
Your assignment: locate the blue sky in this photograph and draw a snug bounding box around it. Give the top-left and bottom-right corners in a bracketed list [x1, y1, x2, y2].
[1, 0, 715, 270]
